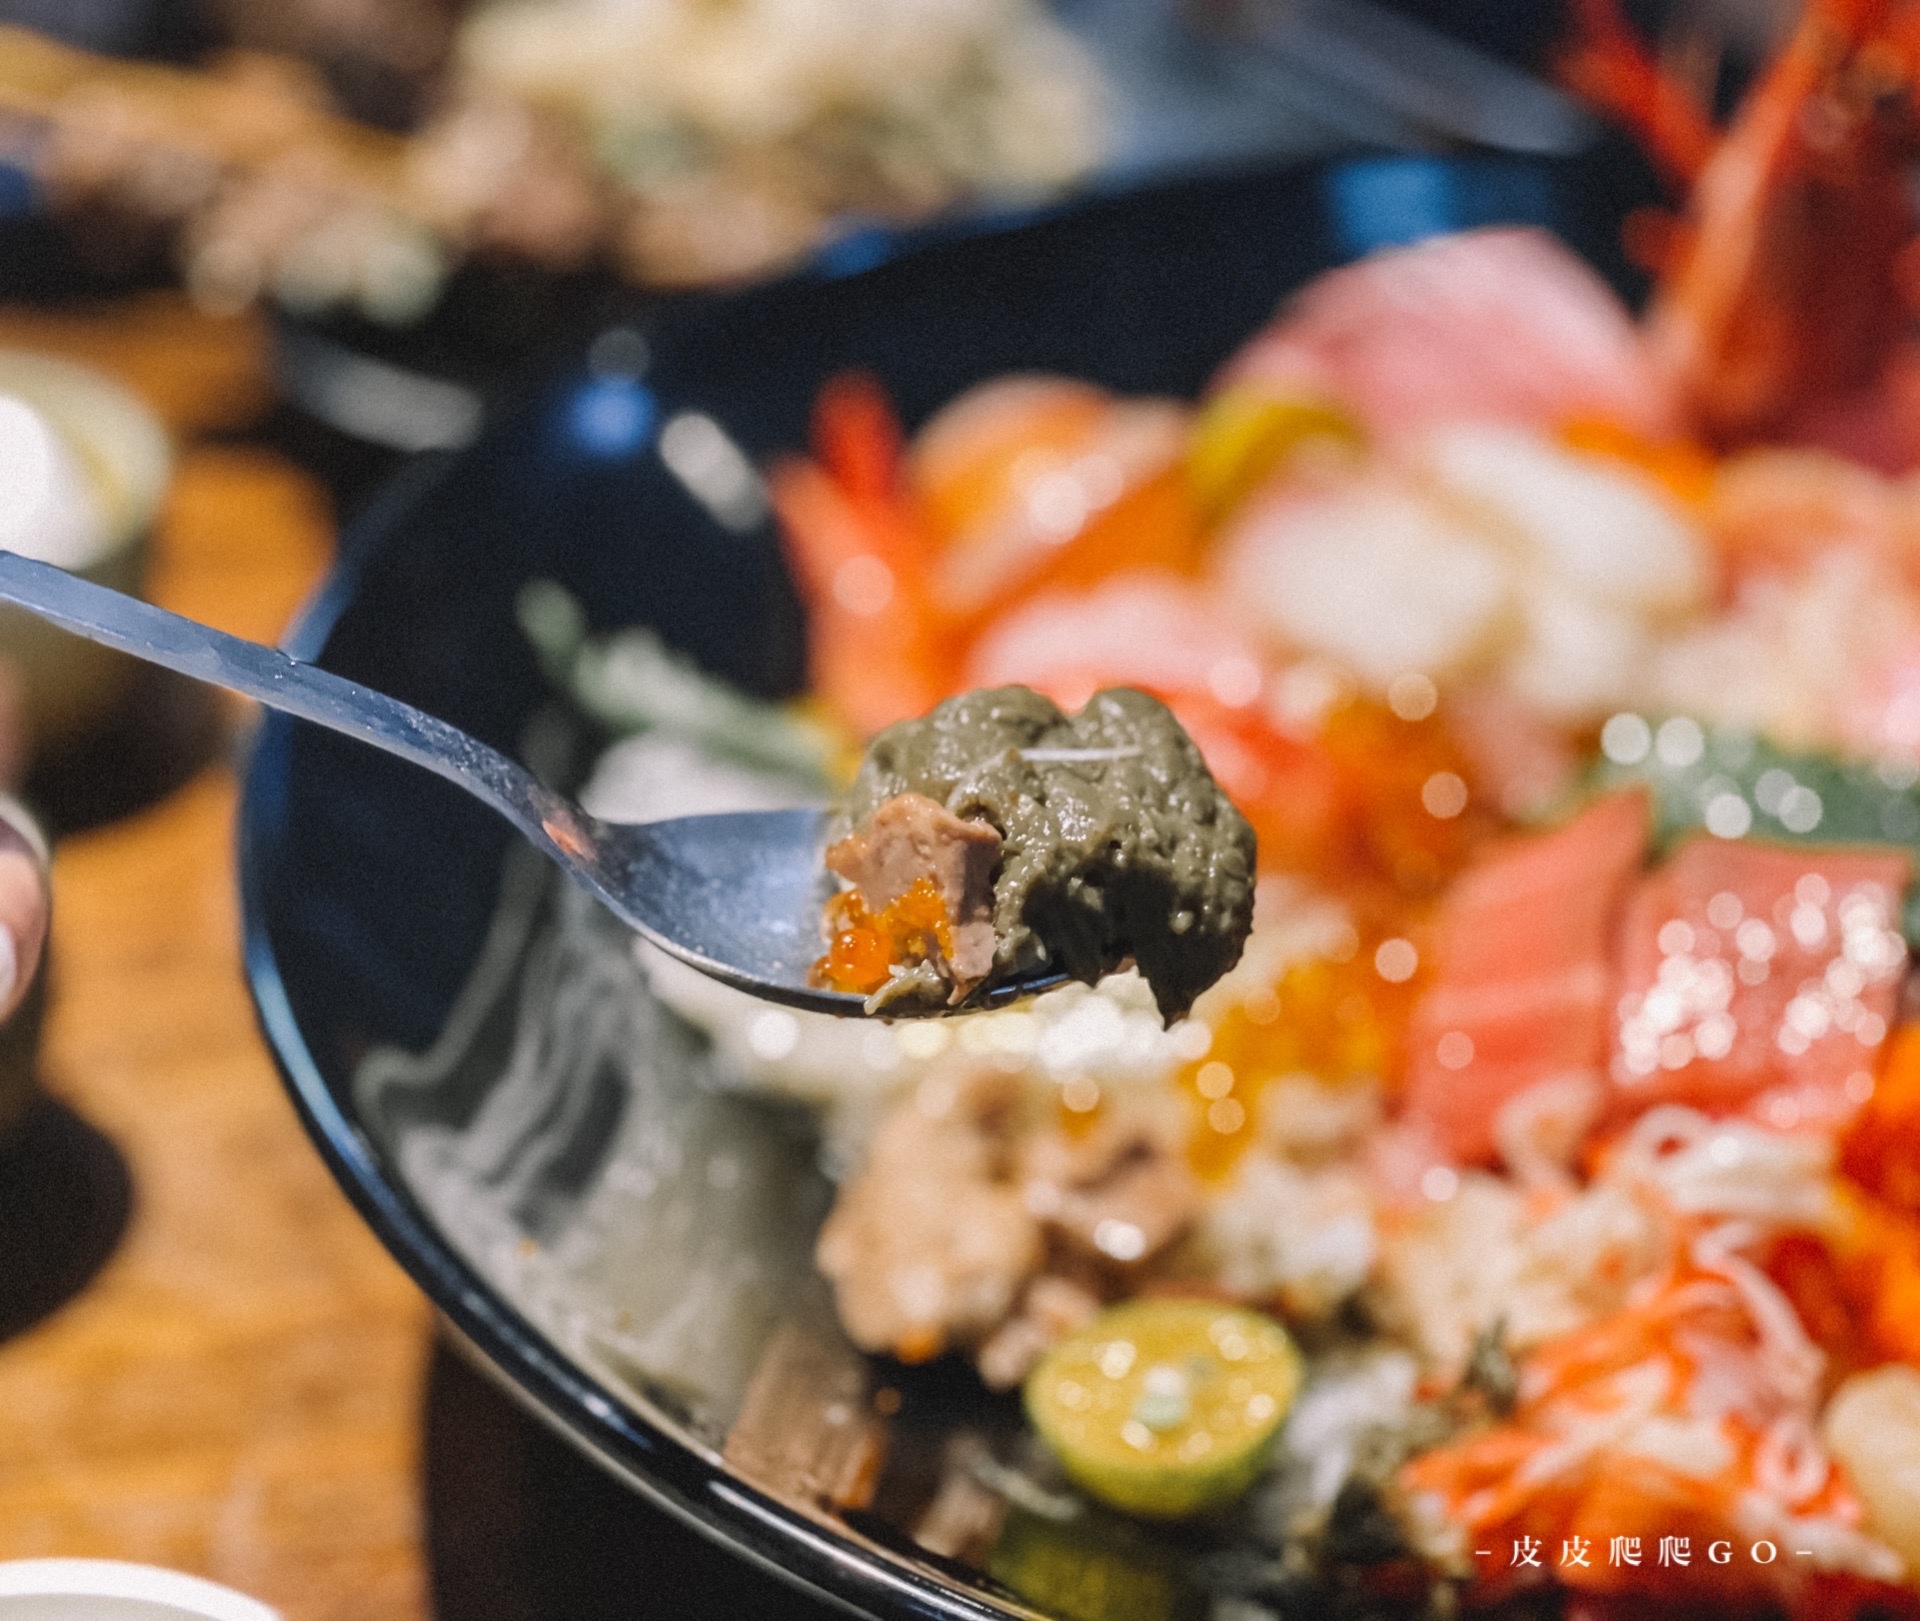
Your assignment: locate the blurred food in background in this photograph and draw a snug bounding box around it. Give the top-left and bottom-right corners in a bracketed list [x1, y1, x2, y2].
[452, 0, 1104, 283]
[204, 0, 465, 128]
[0, 351, 166, 756]
[0, 0, 1106, 321]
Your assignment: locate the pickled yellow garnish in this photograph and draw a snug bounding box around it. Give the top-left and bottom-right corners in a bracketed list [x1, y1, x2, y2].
[1186, 388, 1361, 520]
[1024, 1299, 1302, 1519]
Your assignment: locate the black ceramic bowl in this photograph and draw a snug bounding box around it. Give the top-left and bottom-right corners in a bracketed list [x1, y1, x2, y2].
[240, 152, 1655, 1619]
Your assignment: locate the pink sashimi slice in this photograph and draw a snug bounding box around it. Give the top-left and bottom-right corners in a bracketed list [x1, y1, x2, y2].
[1217, 228, 1679, 443]
[1610, 838, 1910, 1124]
[1402, 789, 1651, 1164]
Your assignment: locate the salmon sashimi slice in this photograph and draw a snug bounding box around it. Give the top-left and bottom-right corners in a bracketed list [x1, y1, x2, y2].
[1610, 837, 1911, 1126]
[1403, 790, 1651, 1164]
[1216, 228, 1680, 444]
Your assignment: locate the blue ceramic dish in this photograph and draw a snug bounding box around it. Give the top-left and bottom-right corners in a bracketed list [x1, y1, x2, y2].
[239, 152, 1652, 1619]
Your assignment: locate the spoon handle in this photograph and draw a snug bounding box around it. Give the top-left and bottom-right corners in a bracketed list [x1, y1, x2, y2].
[0, 550, 573, 850]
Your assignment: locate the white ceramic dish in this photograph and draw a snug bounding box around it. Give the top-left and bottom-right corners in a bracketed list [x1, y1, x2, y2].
[0, 350, 171, 752]
[0, 1561, 276, 1621]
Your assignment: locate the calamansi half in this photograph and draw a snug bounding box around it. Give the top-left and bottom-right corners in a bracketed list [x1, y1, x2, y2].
[1024, 1299, 1302, 1520]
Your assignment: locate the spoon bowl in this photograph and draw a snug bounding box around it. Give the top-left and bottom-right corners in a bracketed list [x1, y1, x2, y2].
[552, 807, 1066, 1013]
[0, 550, 1059, 1017]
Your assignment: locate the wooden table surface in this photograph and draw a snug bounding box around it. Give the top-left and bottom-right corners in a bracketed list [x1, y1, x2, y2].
[0, 297, 431, 1619]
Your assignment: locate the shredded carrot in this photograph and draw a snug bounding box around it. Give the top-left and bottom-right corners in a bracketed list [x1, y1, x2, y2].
[1401, 1263, 1874, 1604]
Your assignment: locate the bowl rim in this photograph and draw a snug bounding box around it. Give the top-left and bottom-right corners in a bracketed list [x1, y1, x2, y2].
[236, 448, 1035, 1621]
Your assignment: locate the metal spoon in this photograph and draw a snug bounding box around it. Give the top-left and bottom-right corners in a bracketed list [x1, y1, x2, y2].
[0, 550, 1060, 1016]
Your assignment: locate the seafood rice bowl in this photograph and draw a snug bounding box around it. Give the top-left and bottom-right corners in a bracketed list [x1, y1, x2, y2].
[364, 3, 1920, 1616]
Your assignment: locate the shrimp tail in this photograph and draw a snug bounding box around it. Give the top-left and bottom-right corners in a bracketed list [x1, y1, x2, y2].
[771, 373, 952, 736]
[1555, 0, 1718, 189]
[1642, 0, 1920, 444]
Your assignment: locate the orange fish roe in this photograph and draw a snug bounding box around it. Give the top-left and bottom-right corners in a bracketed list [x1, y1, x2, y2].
[814, 878, 957, 996]
[1842, 1025, 1920, 1218]
[1769, 1020, 1920, 1372]
[1560, 413, 1716, 504]
[1314, 697, 1495, 898]
[1179, 921, 1423, 1180]
[1047, 1065, 1111, 1137]
[1765, 1189, 1920, 1378]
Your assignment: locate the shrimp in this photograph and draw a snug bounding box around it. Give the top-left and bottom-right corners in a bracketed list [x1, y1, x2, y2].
[1556, 0, 1718, 189]
[770, 372, 953, 736]
[772, 373, 1208, 735]
[1566, 0, 1920, 461]
[908, 375, 1200, 624]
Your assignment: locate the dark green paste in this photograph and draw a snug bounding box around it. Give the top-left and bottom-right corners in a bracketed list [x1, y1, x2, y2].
[845, 686, 1257, 1020]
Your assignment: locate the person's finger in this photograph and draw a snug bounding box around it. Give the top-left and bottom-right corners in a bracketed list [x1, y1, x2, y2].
[0, 797, 50, 1021]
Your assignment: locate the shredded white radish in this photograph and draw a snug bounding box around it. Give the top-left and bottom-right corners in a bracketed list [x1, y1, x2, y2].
[1755, 1416, 1831, 1508]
